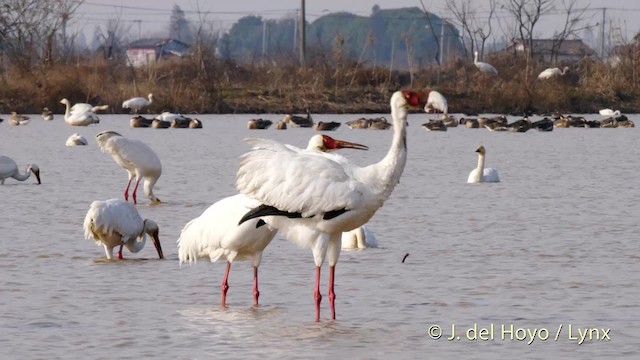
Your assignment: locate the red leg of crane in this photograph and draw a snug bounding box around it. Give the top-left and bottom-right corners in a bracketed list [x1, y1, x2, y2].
[253, 266, 260, 305]
[314, 266, 322, 322]
[117, 244, 124, 259]
[221, 261, 231, 307]
[123, 179, 132, 201]
[328, 265, 336, 320]
[131, 178, 141, 205]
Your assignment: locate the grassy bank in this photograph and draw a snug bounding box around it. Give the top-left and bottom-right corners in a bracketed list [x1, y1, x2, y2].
[1, 49, 639, 115]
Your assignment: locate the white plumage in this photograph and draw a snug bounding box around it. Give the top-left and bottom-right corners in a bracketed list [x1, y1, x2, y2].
[341, 225, 378, 249]
[235, 90, 422, 321]
[65, 133, 88, 146]
[83, 198, 164, 260]
[154, 111, 186, 122]
[467, 145, 500, 183]
[474, 51, 498, 74]
[59, 98, 100, 126]
[0, 155, 41, 185]
[122, 94, 153, 113]
[177, 134, 369, 307]
[96, 131, 162, 204]
[538, 66, 569, 79]
[599, 109, 621, 117]
[424, 90, 448, 116]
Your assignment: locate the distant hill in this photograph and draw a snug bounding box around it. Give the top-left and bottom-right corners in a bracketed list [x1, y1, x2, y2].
[219, 6, 465, 69]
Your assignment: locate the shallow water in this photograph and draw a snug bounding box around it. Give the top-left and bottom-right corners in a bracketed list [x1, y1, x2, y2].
[0, 113, 638, 359]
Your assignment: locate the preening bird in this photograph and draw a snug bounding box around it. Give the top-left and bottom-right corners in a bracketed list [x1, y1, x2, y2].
[341, 225, 378, 249]
[538, 66, 569, 79]
[424, 90, 448, 116]
[83, 198, 164, 260]
[65, 133, 88, 146]
[283, 110, 314, 127]
[474, 51, 498, 74]
[122, 94, 153, 113]
[599, 109, 621, 117]
[96, 131, 162, 204]
[41, 107, 54, 121]
[59, 98, 100, 126]
[236, 90, 422, 321]
[467, 145, 500, 183]
[177, 134, 369, 307]
[8, 112, 30, 126]
[0, 155, 41, 185]
[154, 112, 186, 122]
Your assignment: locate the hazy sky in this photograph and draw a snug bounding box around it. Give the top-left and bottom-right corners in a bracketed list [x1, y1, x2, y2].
[74, 0, 640, 44]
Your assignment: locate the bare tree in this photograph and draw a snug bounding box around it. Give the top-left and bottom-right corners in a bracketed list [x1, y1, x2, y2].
[0, 0, 83, 69]
[447, 0, 496, 59]
[549, 0, 587, 64]
[502, 0, 554, 59]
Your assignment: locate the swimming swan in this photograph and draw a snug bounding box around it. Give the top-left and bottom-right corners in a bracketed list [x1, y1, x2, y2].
[467, 145, 500, 183]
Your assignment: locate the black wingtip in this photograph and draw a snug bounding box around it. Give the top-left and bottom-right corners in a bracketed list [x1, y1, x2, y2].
[238, 204, 303, 226]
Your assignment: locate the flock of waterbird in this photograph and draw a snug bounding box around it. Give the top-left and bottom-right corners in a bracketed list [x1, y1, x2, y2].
[2, 86, 627, 321]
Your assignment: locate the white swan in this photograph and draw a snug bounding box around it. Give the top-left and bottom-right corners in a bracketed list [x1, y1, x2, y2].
[599, 109, 621, 117]
[467, 145, 500, 183]
[60, 98, 100, 126]
[474, 51, 498, 74]
[66, 133, 88, 146]
[341, 225, 378, 249]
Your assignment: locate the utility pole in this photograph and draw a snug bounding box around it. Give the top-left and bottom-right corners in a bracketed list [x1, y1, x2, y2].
[262, 20, 268, 63]
[439, 21, 445, 65]
[600, 7, 606, 58]
[300, 0, 306, 67]
[293, 9, 298, 51]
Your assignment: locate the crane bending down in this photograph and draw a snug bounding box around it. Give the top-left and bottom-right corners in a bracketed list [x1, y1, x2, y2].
[122, 94, 153, 113]
[96, 131, 162, 204]
[236, 90, 423, 321]
[538, 66, 569, 80]
[425, 90, 448, 117]
[0, 155, 41, 185]
[83, 198, 164, 259]
[177, 134, 369, 307]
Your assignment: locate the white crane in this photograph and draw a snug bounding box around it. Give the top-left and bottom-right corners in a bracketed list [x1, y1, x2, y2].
[83, 198, 164, 260]
[177, 134, 369, 307]
[341, 225, 378, 249]
[65, 133, 88, 146]
[538, 66, 569, 79]
[122, 94, 153, 113]
[96, 131, 162, 205]
[474, 51, 498, 74]
[0, 155, 41, 185]
[235, 90, 422, 321]
[467, 145, 500, 183]
[424, 90, 448, 117]
[59, 98, 100, 126]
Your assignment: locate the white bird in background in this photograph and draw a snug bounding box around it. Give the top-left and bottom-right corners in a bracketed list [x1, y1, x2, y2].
[96, 131, 162, 205]
[424, 90, 448, 117]
[236, 90, 423, 321]
[83, 198, 164, 260]
[122, 94, 153, 113]
[59, 98, 100, 126]
[69, 102, 109, 114]
[599, 108, 621, 117]
[154, 111, 186, 122]
[467, 145, 500, 183]
[341, 225, 378, 249]
[0, 155, 41, 185]
[538, 66, 569, 79]
[65, 133, 88, 146]
[41, 107, 54, 121]
[177, 134, 369, 307]
[474, 51, 498, 74]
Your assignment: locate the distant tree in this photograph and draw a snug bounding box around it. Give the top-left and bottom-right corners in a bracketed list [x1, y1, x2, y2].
[169, 5, 194, 44]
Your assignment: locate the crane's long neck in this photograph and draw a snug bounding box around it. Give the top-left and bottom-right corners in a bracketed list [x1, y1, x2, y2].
[125, 231, 147, 254]
[13, 166, 31, 181]
[359, 103, 408, 202]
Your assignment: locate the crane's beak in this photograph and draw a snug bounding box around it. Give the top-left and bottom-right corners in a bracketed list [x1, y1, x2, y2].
[151, 232, 164, 259]
[334, 139, 369, 151]
[33, 169, 41, 185]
